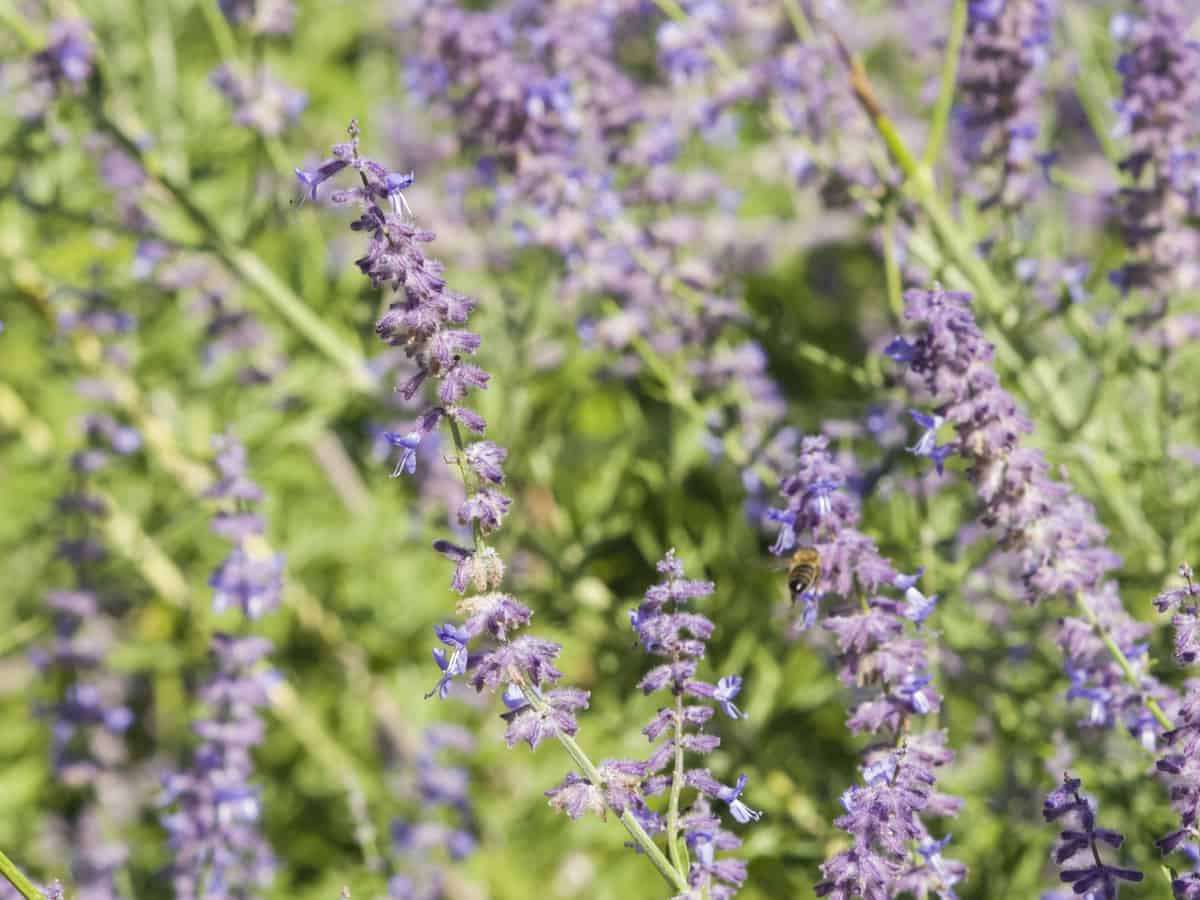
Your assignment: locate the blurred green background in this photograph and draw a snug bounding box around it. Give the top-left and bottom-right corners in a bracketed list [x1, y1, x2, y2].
[2, 0, 1197, 898]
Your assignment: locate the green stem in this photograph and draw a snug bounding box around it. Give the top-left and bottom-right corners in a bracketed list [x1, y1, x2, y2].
[93, 112, 375, 393]
[522, 687, 689, 893]
[779, 0, 813, 41]
[0, 2, 41, 50]
[820, 20, 1176, 739]
[922, 0, 968, 168]
[882, 206, 903, 323]
[1074, 594, 1173, 733]
[666, 693, 687, 874]
[0, 849, 45, 900]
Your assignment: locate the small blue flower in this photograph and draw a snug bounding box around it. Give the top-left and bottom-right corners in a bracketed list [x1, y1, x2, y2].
[717, 774, 762, 824]
[895, 569, 938, 626]
[884, 336, 916, 364]
[804, 479, 837, 521]
[907, 410, 954, 474]
[766, 508, 796, 555]
[385, 171, 416, 217]
[862, 753, 897, 786]
[426, 623, 470, 700]
[384, 431, 422, 477]
[714, 675, 744, 720]
[897, 673, 935, 714]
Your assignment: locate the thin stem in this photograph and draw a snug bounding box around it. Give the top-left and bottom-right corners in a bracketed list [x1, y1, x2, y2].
[922, 0, 968, 168]
[779, 0, 812, 41]
[1073, 593, 1173, 734]
[91, 112, 375, 392]
[816, 19, 1175, 742]
[667, 692, 687, 874]
[0, 849, 45, 900]
[520, 686, 689, 893]
[882, 205, 903, 323]
[0, 2, 41, 50]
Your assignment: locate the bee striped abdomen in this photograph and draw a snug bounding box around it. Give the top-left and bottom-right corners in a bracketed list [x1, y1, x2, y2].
[787, 547, 821, 602]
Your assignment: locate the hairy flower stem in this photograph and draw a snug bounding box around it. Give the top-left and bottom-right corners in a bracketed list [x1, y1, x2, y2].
[1075, 595, 1173, 733]
[91, 112, 375, 392]
[442, 395, 688, 891]
[667, 694, 687, 874]
[519, 685, 689, 892]
[922, 0, 968, 167]
[0, 849, 45, 900]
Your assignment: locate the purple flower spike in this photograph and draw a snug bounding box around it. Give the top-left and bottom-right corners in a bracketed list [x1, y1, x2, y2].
[893, 286, 1176, 742]
[1044, 774, 1143, 898]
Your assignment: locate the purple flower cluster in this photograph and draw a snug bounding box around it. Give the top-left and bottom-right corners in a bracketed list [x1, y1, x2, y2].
[889, 286, 1175, 744]
[160, 435, 282, 898]
[296, 122, 571, 732]
[210, 63, 307, 138]
[405, 1, 801, 512]
[1043, 773, 1143, 898]
[956, 0, 1052, 208]
[1153, 564, 1200, 893]
[218, 0, 295, 36]
[387, 726, 477, 899]
[767, 437, 963, 899]
[206, 435, 284, 620]
[1109, 0, 1200, 301]
[546, 551, 756, 898]
[12, 18, 95, 119]
[32, 291, 142, 898]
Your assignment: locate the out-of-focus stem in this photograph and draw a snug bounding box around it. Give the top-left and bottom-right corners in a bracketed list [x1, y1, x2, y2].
[779, 0, 812, 41]
[922, 0, 968, 168]
[0, 3, 41, 50]
[92, 111, 376, 393]
[0, 849, 46, 900]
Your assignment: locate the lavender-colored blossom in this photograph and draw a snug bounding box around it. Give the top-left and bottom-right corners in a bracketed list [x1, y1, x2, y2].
[1109, 1, 1200, 302]
[907, 410, 954, 474]
[956, 0, 1052, 208]
[161, 436, 281, 897]
[768, 437, 963, 897]
[386, 726, 478, 896]
[893, 286, 1177, 741]
[210, 63, 306, 137]
[219, 0, 295, 35]
[206, 436, 283, 619]
[14, 19, 95, 118]
[1151, 565, 1200, 877]
[1043, 774, 1143, 898]
[545, 551, 755, 895]
[160, 635, 277, 900]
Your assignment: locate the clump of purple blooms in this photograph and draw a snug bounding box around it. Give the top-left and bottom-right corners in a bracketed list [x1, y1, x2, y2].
[768, 436, 963, 899]
[1043, 773, 1143, 898]
[159, 435, 282, 899]
[888, 286, 1176, 745]
[956, 0, 1052, 208]
[547, 550, 757, 898]
[1153, 563, 1200, 897]
[386, 726, 478, 900]
[1109, 0, 1200, 302]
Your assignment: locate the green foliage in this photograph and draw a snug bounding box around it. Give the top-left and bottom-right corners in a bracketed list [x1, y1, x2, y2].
[1, 1, 1198, 899]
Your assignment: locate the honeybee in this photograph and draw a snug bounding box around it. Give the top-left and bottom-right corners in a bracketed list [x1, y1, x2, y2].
[786, 547, 821, 603]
